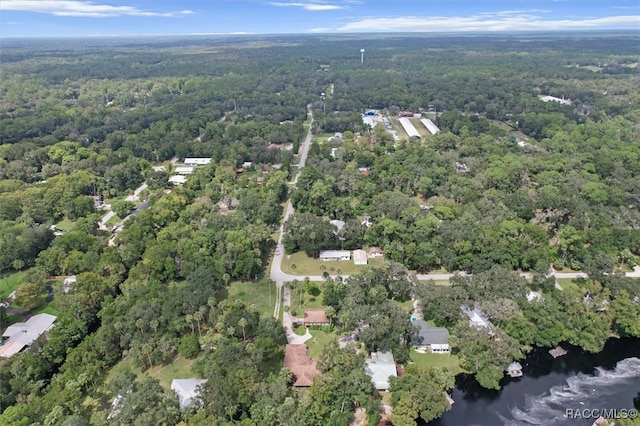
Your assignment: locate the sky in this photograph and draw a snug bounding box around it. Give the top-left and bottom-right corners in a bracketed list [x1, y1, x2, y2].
[1, 0, 639, 38]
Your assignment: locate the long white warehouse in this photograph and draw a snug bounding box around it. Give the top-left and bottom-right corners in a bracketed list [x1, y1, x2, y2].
[399, 118, 421, 138]
[420, 118, 441, 135]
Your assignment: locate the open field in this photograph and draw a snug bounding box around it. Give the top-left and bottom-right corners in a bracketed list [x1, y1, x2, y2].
[281, 251, 384, 276]
[228, 280, 278, 318]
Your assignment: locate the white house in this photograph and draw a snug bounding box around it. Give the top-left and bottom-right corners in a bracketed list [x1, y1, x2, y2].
[364, 351, 397, 391]
[319, 250, 351, 261]
[353, 249, 368, 265]
[329, 220, 346, 234]
[526, 291, 544, 302]
[171, 378, 207, 410]
[461, 306, 492, 328]
[62, 275, 77, 293]
[0, 313, 57, 358]
[539, 95, 572, 105]
[168, 175, 187, 185]
[183, 158, 212, 166]
[175, 166, 195, 175]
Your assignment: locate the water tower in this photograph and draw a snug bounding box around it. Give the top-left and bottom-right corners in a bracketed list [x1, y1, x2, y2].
[360, 49, 365, 64]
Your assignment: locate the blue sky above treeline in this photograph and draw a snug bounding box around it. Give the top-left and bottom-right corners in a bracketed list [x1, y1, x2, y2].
[1, 0, 639, 37]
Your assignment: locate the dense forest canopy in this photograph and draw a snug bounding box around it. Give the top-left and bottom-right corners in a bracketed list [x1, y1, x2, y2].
[0, 33, 639, 425]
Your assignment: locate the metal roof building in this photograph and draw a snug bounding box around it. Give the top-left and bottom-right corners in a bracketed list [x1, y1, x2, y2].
[0, 313, 57, 358]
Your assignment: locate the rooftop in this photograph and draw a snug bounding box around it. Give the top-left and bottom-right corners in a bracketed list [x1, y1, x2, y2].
[304, 308, 329, 325]
[461, 306, 492, 328]
[171, 378, 207, 410]
[0, 313, 57, 358]
[364, 351, 397, 391]
[284, 344, 319, 387]
[413, 319, 450, 345]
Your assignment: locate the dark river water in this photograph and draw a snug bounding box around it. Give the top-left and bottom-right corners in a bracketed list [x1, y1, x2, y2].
[426, 338, 640, 426]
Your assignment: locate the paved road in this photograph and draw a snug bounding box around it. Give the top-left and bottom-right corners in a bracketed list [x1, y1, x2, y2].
[125, 183, 148, 202]
[270, 105, 315, 342]
[270, 266, 640, 284]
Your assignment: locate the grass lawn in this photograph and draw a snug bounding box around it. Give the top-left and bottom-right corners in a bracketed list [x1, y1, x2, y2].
[408, 349, 462, 375]
[306, 328, 339, 359]
[228, 280, 278, 319]
[106, 355, 196, 391]
[288, 285, 324, 317]
[105, 214, 122, 226]
[281, 251, 384, 276]
[34, 303, 58, 316]
[393, 298, 414, 315]
[293, 324, 307, 336]
[55, 218, 76, 231]
[555, 278, 580, 292]
[0, 270, 27, 299]
[311, 132, 334, 144]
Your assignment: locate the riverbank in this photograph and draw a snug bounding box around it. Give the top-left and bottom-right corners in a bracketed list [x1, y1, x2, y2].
[427, 337, 640, 426]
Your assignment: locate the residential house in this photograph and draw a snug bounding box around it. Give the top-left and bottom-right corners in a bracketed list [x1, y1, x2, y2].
[319, 250, 351, 261]
[175, 166, 195, 175]
[171, 378, 207, 410]
[364, 351, 397, 391]
[329, 219, 346, 234]
[461, 306, 492, 328]
[284, 344, 319, 387]
[368, 247, 384, 258]
[183, 158, 212, 166]
[168, 175, 187, 185]
[353, 249, 368, 265]
[413, 319, 451, 354]
[0, 313, 57, 358]
[526, 291, 544, 302]
[304, 308, 330, 327]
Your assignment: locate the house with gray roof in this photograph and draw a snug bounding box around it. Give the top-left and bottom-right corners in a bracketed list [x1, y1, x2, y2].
[412, 319, 451, 354]
[0, 313, 57, 358]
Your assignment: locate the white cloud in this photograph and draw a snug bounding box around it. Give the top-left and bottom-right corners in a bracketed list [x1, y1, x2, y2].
[0, 1, 194, 17]
[269, 2, 343, 11]
[335, 14, 640, 32]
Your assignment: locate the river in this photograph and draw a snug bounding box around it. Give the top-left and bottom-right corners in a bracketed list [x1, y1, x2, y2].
[427, 338, 640, 426]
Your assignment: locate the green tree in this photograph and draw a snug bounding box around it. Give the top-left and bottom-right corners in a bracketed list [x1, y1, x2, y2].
[14, 282, 42, 311]
[390, 365, 455, 425]
[179, 334, 200, 359]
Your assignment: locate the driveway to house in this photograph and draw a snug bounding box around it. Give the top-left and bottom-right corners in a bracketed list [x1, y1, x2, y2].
[125, 183, 148, 202]
[270, 105, 315, 339]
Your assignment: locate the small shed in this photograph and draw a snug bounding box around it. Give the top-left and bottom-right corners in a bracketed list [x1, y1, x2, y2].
[353, 249, 368, 265]
[368, 247, 384, 258]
